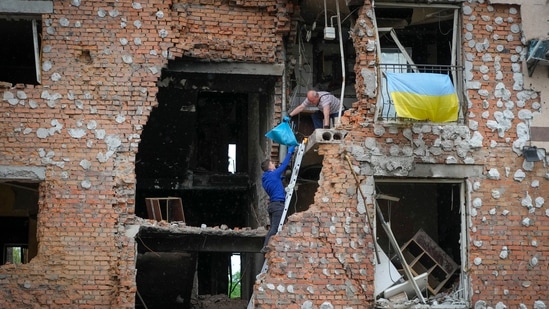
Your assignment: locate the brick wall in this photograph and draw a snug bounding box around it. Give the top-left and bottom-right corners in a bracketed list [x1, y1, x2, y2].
[253, 144, 375, 307]
[1, 0, 547, 308]
[0, 0, 290, 307]
[255, 1, 548, 308]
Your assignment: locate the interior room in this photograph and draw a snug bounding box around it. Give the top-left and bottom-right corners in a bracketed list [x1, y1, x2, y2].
[0, 182, 39, 266]
[374, 180, 464, 301]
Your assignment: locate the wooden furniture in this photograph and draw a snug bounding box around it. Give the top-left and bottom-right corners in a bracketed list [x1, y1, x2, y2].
[145, 197, 185, 223]
[400, 229, 458, 296]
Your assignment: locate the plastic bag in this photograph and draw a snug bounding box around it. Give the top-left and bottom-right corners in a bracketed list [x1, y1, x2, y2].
[265, 121, 299, 146]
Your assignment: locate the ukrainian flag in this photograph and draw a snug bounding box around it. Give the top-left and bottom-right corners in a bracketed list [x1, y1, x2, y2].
[386, 73, 459, 122]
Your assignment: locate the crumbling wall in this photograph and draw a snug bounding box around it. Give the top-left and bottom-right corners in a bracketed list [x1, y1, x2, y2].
[256, 1, 548, 308]
[253, 144, 375, 307]
[0, 0, 291, 307]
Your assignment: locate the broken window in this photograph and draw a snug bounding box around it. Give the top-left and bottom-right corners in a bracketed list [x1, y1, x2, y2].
[0, 182, 39, 265]
[0, 16, 42, 85]
[373, 180, 469, 307]
[526, 39, 549, 77]
[374, 4, 465, 123]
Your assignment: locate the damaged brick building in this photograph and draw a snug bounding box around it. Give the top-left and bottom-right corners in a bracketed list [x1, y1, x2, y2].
[0, 0, 548, 308]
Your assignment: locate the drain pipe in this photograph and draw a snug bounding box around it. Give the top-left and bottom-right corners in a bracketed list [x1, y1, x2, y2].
[335, 0, 345, 126]
[279, 48, 288, 161]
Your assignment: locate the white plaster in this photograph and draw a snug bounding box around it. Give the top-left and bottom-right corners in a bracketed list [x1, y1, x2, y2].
[81, 179, 91, 189]
[36, 128, 49, 139]
[514, 169, 526, 182]
[474, 257, 482, 265]
[125, 225, 140, 237]
[109, 9, 119, 18]
[487, 168, 500, 180]
[122, 55, 133, 64]
[530, 255, 539, 267]
[473, 197, 482, 208]
[473, 181, 481, 190]
[79, 160, 91, 170]
[68, 128, 86, 138]
[499, 246, 509, 259]
[469, 131, 484, 148]
[495, 302, 507, 309]
[535, 196, 544, 208]
[446, 156, 457, 164]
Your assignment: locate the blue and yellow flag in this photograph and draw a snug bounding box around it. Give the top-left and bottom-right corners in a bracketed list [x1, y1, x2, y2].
[386, 73, 459, 122]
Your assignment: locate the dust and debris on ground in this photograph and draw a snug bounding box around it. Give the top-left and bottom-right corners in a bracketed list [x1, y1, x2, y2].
[376, 285, 468, 309]
[134, 217, 267, 237]
[191, 294, 248, 309]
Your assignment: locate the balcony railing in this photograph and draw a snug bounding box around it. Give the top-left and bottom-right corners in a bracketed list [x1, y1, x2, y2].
[376, 63, 465, 123]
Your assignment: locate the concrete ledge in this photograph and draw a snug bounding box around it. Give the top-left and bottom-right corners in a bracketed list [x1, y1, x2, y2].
[0, 165, 46, 181]
[408, 163, 484, 178]
[0, 0, 53, 14]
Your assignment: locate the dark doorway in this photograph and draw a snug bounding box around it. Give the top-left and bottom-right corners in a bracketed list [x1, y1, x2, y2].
[374, 181, 463, 299]
[0, 182, 39, 265]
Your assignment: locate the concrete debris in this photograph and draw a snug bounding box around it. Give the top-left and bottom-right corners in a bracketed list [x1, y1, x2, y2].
[376, 285, 468, 309]
[134, 216, 267, 237]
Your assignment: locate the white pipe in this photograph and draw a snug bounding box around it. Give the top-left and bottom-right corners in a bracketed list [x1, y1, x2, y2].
[336, 0, 345, 125]
[280, 48, 288, 161]
[324, 0, 328, 28]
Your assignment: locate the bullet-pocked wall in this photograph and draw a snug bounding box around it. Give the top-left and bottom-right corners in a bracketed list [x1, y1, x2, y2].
[253, 1, 549, 308]
[0, 0, 292, 307]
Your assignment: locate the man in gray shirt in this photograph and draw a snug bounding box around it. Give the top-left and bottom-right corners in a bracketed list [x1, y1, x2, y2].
[288, 90, 343, 129]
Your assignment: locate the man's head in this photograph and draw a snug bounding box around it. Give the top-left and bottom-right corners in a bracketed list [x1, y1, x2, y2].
[306, 90, 320, 106]
[261, 159, 275, 171]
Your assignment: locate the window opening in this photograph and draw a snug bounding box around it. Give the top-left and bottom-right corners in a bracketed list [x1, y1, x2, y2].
[0, 182, 39, 265]
[4, 244, 28, 264]
[0, 16, 42, 85]
[228, 144, 237, 173]
[229, 253, 241, 298]
[374, 5, 464, 123]
[373, 180, 469, 307]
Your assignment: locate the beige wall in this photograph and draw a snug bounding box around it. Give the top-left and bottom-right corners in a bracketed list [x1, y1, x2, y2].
[492, 0, 549, 149]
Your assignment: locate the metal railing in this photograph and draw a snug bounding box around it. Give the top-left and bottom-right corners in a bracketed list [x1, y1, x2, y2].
[376, 63, 465, 123]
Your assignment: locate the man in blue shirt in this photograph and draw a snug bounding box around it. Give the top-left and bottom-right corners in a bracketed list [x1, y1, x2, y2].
[260, 145, 295, 253]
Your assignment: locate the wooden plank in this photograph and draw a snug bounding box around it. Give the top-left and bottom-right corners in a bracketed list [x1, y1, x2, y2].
[375, 199, 426, 303]
[145, 197, 185, 223]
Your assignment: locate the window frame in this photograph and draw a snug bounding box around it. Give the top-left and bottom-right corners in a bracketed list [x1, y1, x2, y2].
[373, 3, 465, 124]
[0, 1, 52, 85]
